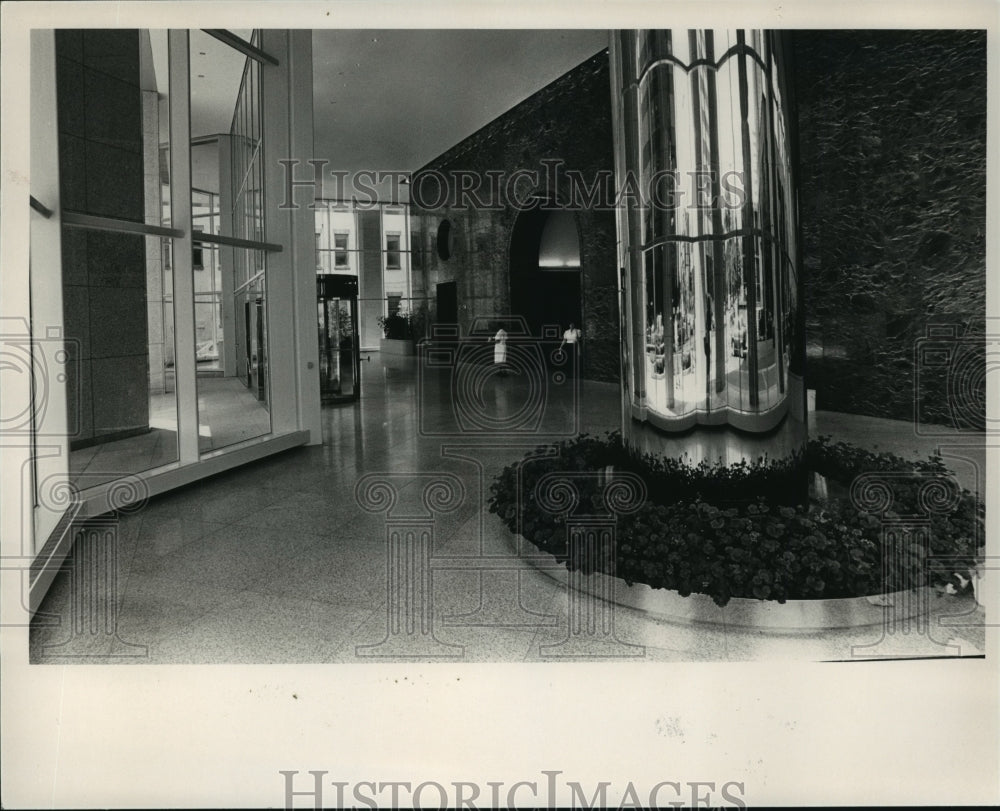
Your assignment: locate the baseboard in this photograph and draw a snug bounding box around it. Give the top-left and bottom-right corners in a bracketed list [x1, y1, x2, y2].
[28, 500, 83, 615]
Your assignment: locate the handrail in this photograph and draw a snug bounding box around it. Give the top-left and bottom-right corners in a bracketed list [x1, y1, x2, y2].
[29, 196, 54, 219]
[61, 210, 184, 239]
[195, 231, 282, 253]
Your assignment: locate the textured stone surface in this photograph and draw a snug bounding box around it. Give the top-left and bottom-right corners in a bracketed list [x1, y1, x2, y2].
[56, 30, 150, 447]
[410, 51, 621, 383]
[794, 30, 986, 426]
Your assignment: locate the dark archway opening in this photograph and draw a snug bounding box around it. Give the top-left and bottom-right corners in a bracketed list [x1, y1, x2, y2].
[508, 208, 582, 340]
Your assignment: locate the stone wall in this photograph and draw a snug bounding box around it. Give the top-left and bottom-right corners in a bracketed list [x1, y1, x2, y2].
[410, 50, 621, 382]
[56, 30, 151, 448]
[794, 30, 987, 426]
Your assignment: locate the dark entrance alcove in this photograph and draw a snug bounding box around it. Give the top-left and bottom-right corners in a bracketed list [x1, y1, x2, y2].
[436, 280, 458, 326]
[508, 208, 582, 339]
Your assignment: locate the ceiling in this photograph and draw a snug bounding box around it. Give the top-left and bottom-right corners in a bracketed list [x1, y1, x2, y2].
[145, 28, 256, 139]
[311, 30, 609, 194]
[146, 29, 609, 199]
[189, 29, 254, 138]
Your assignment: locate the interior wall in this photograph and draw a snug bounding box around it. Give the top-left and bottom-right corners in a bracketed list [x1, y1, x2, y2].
[795, 30, 987, 425]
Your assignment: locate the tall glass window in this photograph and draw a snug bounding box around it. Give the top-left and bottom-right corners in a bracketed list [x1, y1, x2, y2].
[190, 29, 274, 450]
[44, 29, 180, 489]
[315, 200, 419, 347]
[28, 25, 312, 559]
[315, 203, 359, 274]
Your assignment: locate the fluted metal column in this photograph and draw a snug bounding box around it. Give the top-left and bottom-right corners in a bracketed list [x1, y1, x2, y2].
[610, 30, 807, 470]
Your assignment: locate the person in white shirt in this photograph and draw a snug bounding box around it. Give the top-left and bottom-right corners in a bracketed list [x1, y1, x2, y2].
[491, 326, 509, 376]
[559, 322, 582, 376]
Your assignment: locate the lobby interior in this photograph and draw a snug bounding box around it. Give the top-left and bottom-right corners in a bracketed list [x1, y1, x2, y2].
[19, 27, 988, 664]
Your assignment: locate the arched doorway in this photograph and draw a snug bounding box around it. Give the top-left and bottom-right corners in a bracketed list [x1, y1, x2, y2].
[508, 208, 582, 339]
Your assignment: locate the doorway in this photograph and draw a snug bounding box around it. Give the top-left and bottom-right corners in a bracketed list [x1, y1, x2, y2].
[317, 274, 361, 403]
[436, 280, 458, 326]
[508, 208, 582, 339]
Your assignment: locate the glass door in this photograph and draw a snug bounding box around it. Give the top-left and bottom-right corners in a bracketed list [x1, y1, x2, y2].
[317, 274, 360, 403]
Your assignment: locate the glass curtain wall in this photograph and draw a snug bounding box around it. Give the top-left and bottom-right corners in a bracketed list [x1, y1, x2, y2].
[315, 200, 422, 351]
[190, 29, 272, 450]
[613, 29, 801, 433]
[45, 29, 180, 490]
[192, 188, 223, 372]
[34, 28, 284, 495]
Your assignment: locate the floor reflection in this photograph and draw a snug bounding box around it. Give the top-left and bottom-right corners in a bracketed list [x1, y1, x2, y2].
[68, 377, 270, 489]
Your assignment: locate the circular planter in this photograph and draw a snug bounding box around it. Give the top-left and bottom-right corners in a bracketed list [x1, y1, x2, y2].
[510, 533, 933, 631]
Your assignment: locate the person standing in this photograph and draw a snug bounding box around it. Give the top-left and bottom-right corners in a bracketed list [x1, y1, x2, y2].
[560, 321, 582, 376]
[491, 325, 509, 376]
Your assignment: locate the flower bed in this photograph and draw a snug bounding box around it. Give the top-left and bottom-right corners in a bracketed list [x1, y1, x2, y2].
[488, 432, 983, 607]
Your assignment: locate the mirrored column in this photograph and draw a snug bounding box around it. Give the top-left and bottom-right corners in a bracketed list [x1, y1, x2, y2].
[612, 29, 806, 462]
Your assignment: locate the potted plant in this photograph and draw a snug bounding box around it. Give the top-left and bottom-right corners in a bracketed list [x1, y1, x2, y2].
[377, 309, 426, 356]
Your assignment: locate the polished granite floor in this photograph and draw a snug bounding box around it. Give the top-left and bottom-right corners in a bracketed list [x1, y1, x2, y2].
[31, 356, 986, 664]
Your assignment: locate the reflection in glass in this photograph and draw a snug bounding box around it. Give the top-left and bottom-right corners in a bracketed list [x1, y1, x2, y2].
[315, 202, 360, 275]
[190, 29, 272, 452]
[614, 28, 801, 433]
[55, 30, 180, 488]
